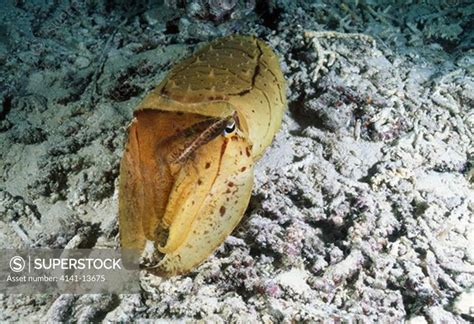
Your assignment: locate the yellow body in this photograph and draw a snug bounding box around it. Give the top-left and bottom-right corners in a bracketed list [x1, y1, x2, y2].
[119, 35, 286, 276]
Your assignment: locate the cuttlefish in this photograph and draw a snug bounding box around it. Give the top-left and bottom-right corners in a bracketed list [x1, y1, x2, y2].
[119, 35, 286, 276]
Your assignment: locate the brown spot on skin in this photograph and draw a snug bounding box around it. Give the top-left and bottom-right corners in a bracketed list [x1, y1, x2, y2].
[197, 179, 202, 185]
[228, 182, 234, 187]
[226, 188, 231, 193]
[231, 135, 238, 141]
[205, 162, 211, 169]
[240, 166, 247, 172]
[219, 206, 226, 216]
[245, 147, 251, 157]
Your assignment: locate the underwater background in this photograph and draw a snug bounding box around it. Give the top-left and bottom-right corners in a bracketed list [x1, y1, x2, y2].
[0, 0, 473, 322]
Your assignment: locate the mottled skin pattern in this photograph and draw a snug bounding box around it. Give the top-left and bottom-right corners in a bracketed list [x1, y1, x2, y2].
[119, 35, 286, 276]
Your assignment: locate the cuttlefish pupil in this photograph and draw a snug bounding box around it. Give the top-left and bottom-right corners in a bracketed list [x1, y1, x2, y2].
[223, 120, 236, 135]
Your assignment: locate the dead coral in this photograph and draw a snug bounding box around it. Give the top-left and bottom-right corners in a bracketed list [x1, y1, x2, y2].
[0, 0, 473, 322]
[304, 30, 376, 81]
[166, 0, 256, 22]
[7, 123, 46, 144]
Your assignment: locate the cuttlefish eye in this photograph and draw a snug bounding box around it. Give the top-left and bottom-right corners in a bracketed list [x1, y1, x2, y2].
[223, 120, 236, 135]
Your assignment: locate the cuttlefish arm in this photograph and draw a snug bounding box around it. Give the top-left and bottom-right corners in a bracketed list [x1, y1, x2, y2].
[155, 130, 254, 275]
[119, 110, 254, 275]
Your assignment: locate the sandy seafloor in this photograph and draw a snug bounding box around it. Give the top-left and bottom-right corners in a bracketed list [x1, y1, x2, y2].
[0, 0, 473, 322]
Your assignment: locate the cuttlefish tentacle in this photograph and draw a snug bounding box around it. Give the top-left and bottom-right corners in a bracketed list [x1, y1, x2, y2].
[119, 35, 286, 276]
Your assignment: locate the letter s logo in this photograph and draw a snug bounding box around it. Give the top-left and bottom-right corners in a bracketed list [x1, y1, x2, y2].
[10, 256, 26, 273]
